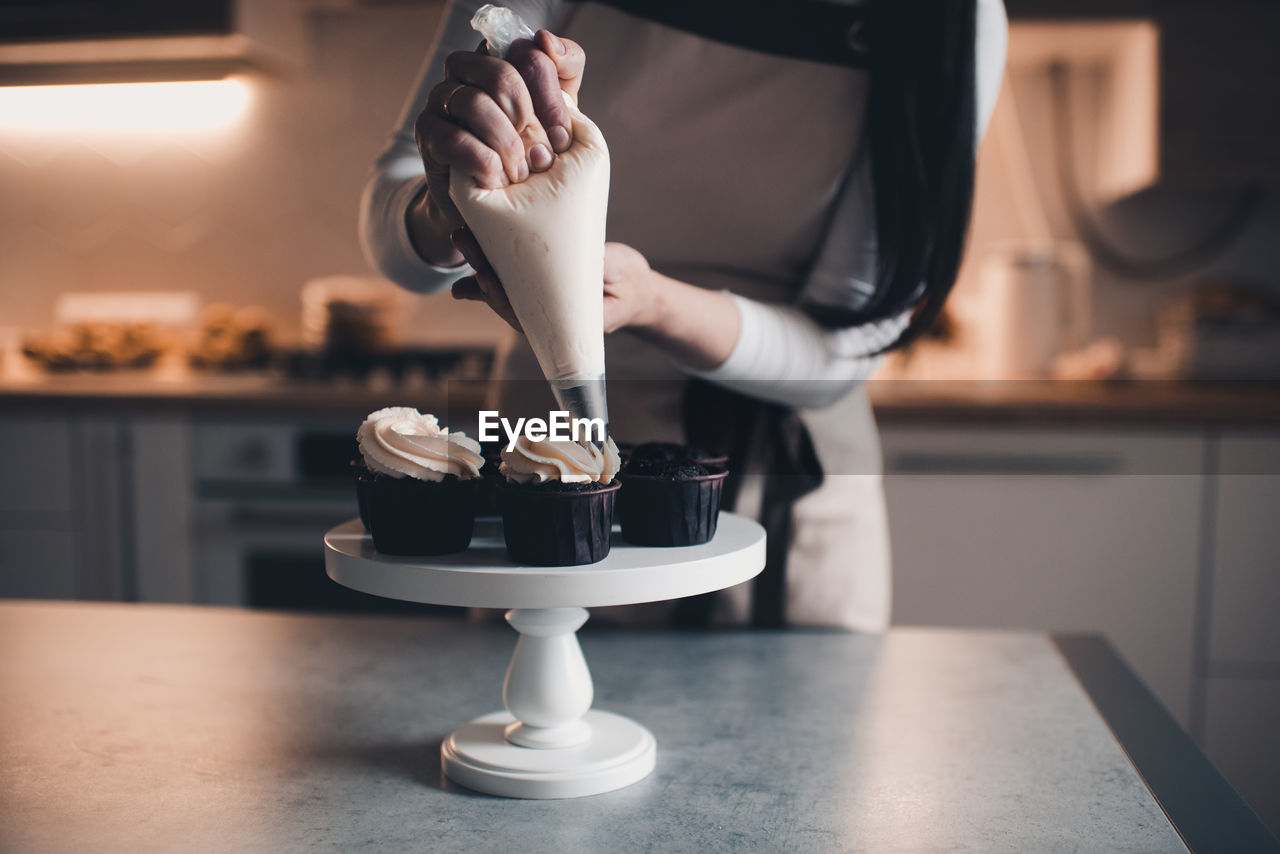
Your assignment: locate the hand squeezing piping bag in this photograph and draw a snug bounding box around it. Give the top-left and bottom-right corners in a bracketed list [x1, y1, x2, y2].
[451, 5, 611, 434]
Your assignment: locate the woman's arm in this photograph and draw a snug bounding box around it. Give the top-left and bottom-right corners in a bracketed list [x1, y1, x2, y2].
[644, 286, 908, 410]
[621, 0, 1006, 409]
[657, 0, 1008, 409]
[610, 246, 907, 410]
[451, 240, 902, 409]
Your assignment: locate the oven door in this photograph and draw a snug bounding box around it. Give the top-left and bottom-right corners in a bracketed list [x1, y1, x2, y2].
[191, 495, 463, 616]
[187, 412, 470, 617]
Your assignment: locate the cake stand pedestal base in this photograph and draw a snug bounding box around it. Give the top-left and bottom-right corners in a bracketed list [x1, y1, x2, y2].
[442, 710, 656, 799]
[322, 514, 766, 800]
[439, 606, 654, 799]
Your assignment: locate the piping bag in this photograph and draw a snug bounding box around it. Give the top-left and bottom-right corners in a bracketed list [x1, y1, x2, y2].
[451, 5, 610, 434]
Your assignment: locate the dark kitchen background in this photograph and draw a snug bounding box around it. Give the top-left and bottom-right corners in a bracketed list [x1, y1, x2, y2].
[0, 0, 1277, 833]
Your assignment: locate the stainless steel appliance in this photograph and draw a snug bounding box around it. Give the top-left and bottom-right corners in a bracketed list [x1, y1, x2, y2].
[188, 417, 460, 616]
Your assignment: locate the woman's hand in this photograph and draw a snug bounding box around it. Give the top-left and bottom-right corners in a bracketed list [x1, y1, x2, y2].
[407, 29, 586, 266]
[450, 239, 739, 372]
[450, 240, 659, 333]
[601, 243, 659, 333]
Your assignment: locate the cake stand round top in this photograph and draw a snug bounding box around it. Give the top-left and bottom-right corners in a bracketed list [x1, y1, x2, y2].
[324, 513, 766, 609]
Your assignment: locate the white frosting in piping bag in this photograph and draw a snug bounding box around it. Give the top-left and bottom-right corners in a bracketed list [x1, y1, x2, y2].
[450, 97, 609, 384]
[500, 436, 620, 485]
[357, 407, 483, 481]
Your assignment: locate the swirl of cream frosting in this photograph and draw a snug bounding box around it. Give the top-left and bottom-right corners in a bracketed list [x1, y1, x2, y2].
[357, 407, 483, 481]
[500, 435, 620, 485]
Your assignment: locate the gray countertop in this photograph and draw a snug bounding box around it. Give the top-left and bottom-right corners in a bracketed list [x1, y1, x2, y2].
[0, 602, 1190, 853]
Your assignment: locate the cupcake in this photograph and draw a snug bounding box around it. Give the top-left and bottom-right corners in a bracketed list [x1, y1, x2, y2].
[355, 407, 484, 555]
[498, 436, 621, 566]
[620, 441, 728, 472]
[618, 443, 729, 547]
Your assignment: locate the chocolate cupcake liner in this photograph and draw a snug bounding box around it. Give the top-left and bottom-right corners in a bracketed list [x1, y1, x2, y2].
[352, 460, 373, 531]
[696, 453, 730, 473]
[475, 465, 503, 519]
[474, 444, 504, 519]
[358, 465, 479, 556]
[499, 481, 620, 566]
[618, 469, 729, 547]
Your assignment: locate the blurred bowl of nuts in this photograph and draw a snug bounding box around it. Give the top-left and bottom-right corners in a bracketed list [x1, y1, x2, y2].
[187, 303, 276, 371]
[22, 322, 169, 372]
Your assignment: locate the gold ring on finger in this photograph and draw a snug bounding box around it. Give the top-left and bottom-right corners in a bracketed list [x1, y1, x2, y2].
[440, 81, 471, 120]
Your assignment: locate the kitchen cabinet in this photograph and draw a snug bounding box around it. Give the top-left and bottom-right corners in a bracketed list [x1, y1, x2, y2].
[0, 0, 304, 86]
[1203, 431, 1280, 836]
[0, 416, 122, 600]
[1151, 2, 1280, 186]
[191, 420, 300, 484]
[0, 3, 229, 42]
[1209, 433, 1280, 664]
[0, 408, 417, 611]
[130, 418, 195, 603]
[0, 417, 73, 517]
[144, 416, 359, 608]
[0, 531, 79, 599]
[881, 426, 1204, 726]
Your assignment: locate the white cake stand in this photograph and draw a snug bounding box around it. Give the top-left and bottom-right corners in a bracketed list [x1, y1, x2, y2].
[323, 513, 765, 799]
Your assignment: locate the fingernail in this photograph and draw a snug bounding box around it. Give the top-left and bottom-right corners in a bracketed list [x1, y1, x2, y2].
[549, 33, 566, 55]
[548, 125, 571, 152]
[529, 144, 553, 171]
[516, 159, 529, 182]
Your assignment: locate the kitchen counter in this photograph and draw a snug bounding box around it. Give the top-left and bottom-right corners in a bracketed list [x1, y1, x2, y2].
[868, 379, 1280, 426]
[1, 602, 1272, 853]
[2, 368, 1279, 424]
[0, 369, 492, 417]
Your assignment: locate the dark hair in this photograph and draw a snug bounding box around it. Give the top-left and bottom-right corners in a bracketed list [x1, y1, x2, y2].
[807, 0, 978, 350]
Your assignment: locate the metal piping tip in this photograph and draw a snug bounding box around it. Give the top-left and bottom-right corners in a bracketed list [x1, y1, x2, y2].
[549, 376, 609, 441]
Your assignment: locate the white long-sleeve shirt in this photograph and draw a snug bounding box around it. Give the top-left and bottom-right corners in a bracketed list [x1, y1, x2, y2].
[359, 0, 1006, 410]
